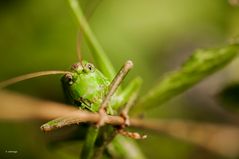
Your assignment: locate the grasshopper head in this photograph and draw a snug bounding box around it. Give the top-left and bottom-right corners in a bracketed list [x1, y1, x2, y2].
[70, 61, 94, 74]
[62, 61, 110, 112]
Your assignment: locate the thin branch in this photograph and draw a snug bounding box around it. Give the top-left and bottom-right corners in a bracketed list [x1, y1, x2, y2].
[132, 119, 239, 158]
[40, 111, 124, 132]
[1, 90, 239, 157]
[229, 0, 239, 6]
[99, 60, 133, 111]
[0, 90, 77, 120]
[40, 111, 239, 157]
[97, 60, 133, 126]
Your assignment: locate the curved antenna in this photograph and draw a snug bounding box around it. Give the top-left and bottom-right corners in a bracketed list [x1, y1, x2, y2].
[77, 31, 83, 65]
[85, 0, 103, 19]
[0, 70, 72, 89]
[76, 0, 103, 65]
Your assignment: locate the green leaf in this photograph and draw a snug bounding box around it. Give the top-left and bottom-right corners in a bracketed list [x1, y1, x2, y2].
[132, 44, 239, 115]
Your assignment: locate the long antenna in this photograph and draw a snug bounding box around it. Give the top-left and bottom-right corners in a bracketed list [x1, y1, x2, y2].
[75, 0, 103, 65]
[77, 31, 83, 65]
[0, 70, 72, 89]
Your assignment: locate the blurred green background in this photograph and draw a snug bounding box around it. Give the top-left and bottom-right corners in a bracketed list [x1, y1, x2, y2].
[0, 0, 239, 158]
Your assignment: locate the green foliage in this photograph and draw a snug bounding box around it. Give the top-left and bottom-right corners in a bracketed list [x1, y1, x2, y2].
[132, 44, 239, 115]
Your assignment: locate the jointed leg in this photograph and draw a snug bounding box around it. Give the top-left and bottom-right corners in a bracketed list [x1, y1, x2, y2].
[97, 60, 133, 127]
[117, 90, 147, 139]
[108, 76, 142, 126]
[120, 91, 139, 126]
[113, 77, 146, 139]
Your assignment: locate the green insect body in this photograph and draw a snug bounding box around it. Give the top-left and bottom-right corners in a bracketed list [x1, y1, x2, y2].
[61, 60, 124, 114]
[0, 0, 145, 157]
[60, 60, 143, 159]
[62, 60, 140, 115]
[0, 60, 144, 159]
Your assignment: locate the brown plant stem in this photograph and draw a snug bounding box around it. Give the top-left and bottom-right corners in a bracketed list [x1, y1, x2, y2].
[0, 90, 77, 120]
[1, 90, 239, 157]
[40, 112, 239, 157]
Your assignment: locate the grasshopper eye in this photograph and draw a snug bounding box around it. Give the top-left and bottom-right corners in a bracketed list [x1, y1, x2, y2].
[65, 74, 74, 85]
[85, 63, 95, 72]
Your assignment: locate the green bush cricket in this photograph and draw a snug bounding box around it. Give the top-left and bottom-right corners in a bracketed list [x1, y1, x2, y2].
[1, 0, 239, 158]
[60, 59, 144, 158]
[0, 0, 147, 158]
[0, 55, 145, 159]
[0, 47, 145, 159]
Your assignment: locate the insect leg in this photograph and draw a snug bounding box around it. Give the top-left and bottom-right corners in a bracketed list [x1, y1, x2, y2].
[113, 76, 142, 125]
[118, 91, 147, 139]
[115, 77, 142, 109]
[97, 60, 133, 127]
[120, 91, 139, 126]
[117, 83, 147, 140]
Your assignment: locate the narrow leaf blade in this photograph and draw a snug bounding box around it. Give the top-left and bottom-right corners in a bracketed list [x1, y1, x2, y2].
[132, 44, 239, 114]
[68, 0, 116, 80]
